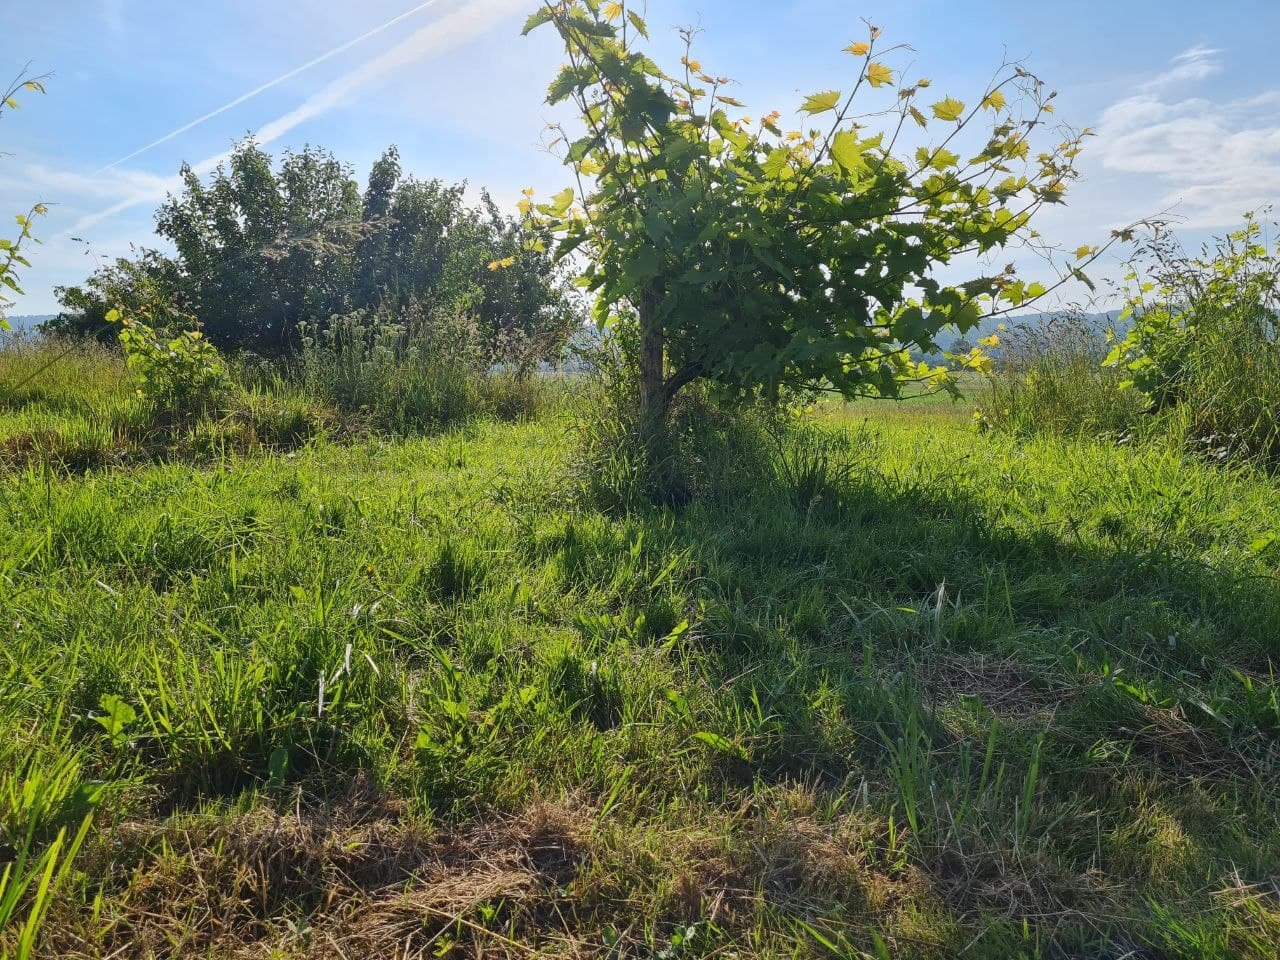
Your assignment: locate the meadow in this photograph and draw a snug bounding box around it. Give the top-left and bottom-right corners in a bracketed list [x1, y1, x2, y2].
[1, 341, 1278, 960]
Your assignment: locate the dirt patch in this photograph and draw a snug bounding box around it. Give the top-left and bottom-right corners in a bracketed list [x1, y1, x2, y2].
[924, 652, 1081, 724]
[46, 787, 589, 960]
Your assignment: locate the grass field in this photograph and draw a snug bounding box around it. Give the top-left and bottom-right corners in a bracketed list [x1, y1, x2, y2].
[2, 351, 1279, 958]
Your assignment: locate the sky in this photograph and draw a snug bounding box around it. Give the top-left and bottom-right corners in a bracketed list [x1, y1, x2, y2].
[3, 0, 1280, 315]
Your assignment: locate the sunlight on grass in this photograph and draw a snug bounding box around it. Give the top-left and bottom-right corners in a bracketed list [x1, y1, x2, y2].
[1, 360, 1277, 958]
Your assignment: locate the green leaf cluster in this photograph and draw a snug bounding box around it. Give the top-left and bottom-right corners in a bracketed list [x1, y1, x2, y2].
[0, 72, 50, 332]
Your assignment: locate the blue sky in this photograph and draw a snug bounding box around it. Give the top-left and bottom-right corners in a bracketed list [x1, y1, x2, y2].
[3, 0, 1279, 314]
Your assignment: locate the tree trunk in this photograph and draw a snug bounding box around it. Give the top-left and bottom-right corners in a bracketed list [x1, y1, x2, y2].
[636, 288, 667, 467]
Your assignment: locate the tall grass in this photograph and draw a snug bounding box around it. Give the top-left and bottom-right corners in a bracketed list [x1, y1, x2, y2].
[2, 309, 563, 474]
[294, 307, 556, 434]
[979, 314, 1145, 437]
[984, 218, 1280, 467]
[0, 334, 135, 414]
[0, 335, 330, 471]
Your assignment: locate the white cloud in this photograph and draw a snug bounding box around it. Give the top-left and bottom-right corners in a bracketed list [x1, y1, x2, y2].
[1137, 44, 1222, 93]
[1094, 46, 1280, 228]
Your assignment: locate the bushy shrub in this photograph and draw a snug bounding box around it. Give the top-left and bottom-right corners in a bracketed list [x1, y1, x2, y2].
[1105, 218, 1280, 464]
[53, 141, 581, 364]
[978, 314, 1145, 437]
[113, 309, 230, 417]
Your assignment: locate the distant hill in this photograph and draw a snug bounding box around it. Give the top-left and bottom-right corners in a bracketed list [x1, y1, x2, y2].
[2, 314, 55, 333]
[931, 310, 1123, 354]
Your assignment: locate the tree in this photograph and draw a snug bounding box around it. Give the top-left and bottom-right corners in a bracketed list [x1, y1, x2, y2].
[0, 69, 48, 332]
[521, 2, 1117, 459]
[55, 139, 580, 364]
[49, 249, 190, 343]
[154, 140, 364, 351]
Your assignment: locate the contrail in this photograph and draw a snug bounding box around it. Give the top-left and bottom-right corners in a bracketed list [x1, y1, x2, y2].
[96, 0, 446, 172]
[65, 0, 523, 237]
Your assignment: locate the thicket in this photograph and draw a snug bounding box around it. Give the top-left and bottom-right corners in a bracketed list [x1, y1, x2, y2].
[981, 217, 1280, 467]
[50, 140, 581, 366]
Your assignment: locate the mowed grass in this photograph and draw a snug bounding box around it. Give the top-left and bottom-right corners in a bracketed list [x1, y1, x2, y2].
[2, 361, 1279, 957]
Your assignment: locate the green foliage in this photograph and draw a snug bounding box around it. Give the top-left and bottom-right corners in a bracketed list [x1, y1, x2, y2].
[54, 141, 581, 362]
[0, 72, 48, 333]
[1104, 217, 1280, 463]
[112, 308, 230, 416]
[991, 217, 1280, 467]
[45, 250, 188, 344]
[523, 3, 1106, 441]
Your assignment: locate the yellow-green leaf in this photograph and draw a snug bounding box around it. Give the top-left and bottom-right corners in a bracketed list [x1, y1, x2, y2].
[866, 63, 894, 88]
[1075, 245, 1094, 260]
[844, 41, 871, 56]
[545, 187, 574, 217]
[931, 97, 965, 121]
[931, 97, 962, 122]
[602, 1, 623, 22]
[830, 130, 867, 174]
[801, 90, 841, 114]
[982, 90, 1006, 112]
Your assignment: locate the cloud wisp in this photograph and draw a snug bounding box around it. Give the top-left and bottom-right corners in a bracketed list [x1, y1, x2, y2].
[1094, 45, 1280, 228]
[1137, 44, 1222, 93]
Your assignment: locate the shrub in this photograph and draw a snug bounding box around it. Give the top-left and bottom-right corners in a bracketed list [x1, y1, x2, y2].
[979, 314, 1145, 437]
[522, 3, 1110, 469]
[54, 141, 581, 362]
[113, 309, 230, 417]
[1105, 218, 1280, 464]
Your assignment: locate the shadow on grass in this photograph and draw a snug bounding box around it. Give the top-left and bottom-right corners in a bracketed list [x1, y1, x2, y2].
[577, 418, 1280, 958]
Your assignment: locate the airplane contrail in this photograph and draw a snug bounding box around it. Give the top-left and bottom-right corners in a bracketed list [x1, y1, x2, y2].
[66, 0, 523, 237]
[96, 0, 447, 172]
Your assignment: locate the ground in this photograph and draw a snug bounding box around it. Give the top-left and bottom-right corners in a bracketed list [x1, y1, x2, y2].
[2, 366, 1279, 959]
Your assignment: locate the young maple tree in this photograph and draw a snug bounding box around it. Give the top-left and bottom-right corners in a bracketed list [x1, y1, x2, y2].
[520, 1, 1114, 456]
